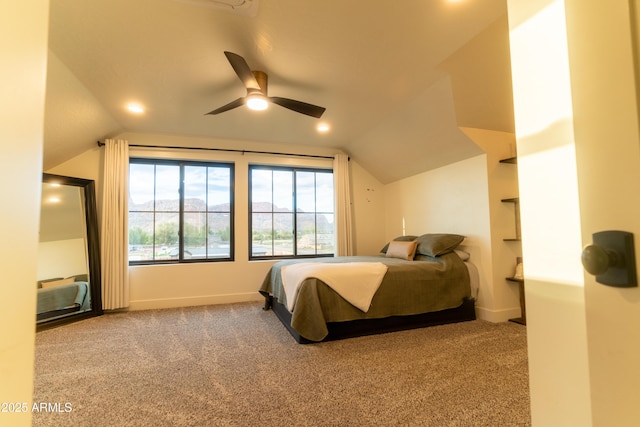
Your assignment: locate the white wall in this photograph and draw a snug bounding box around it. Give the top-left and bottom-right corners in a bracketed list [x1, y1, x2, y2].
[461, 128, 523, 321]
[0, 1, 49, 425]
[350, 160, 386, 255]
[383, 155, 489, 239]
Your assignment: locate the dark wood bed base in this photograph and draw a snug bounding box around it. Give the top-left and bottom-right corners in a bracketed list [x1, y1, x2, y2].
[36, 305, 83, 322]
[263, 296, 476, 344]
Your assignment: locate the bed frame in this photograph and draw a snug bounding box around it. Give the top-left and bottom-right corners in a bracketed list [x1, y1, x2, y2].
[36, 281, 90, 323]
[263, 295, 476, 344]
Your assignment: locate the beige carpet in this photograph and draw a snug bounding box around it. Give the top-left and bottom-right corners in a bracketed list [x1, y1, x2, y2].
[33, 302, 530, 426]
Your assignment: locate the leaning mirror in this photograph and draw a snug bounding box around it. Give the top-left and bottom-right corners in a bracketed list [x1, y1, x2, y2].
[36, 173, 103, 330]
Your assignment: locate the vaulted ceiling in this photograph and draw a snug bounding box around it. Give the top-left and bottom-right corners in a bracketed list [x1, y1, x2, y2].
[45, 0, 513, 183]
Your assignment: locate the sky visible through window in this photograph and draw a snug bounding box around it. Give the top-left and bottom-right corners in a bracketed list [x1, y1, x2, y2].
[129, 164, 231, 208]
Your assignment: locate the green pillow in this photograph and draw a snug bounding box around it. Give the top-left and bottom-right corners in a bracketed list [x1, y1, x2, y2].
[415, 233, 464, 257]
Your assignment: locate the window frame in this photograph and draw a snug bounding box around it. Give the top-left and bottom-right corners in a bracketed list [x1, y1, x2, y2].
[128, 158, 235, 265]
[248, 164, 334, 261]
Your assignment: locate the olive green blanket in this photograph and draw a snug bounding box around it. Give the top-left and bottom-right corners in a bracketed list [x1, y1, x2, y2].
[259, 253, 471, 341]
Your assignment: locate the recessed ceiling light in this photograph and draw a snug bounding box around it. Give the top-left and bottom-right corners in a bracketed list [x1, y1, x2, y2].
[317, 123, 330, 133]
[126, 103, 145, 114]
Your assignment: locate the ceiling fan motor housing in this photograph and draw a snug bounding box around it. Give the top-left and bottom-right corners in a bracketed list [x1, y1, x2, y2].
[252, 70, 268, 95]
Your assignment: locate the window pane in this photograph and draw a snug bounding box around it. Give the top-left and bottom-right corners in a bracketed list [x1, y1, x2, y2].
[296, 213, 316, 255]
[208, 213, 231, 258]
[129, 163, 155, 209]
[296, 213, 316, 237]
[129, 212, 154, 261]
[296, 171, 316, 212]
[155, 165, 180, 212]
[252, 169, 272, 210]
[184, 212, 207, 259]
[318, 213, 335, 234]
[316, 172, 334, 213]
[252, 212, 272, 256]
[154, 213, 179, 260]
[318, 213, 335, 255]
[184, 166, 206, 209]
[273, 213, 294, 256]
[208, 167, 231, 211]
[273, 170, 293, 211]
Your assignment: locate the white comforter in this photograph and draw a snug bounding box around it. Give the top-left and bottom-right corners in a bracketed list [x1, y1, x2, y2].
[281, 262, 388, 312]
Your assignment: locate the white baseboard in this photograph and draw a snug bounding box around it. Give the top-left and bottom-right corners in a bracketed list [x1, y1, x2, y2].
[128, 292, 264, 311]
[475, 305, 522, 323]
[128, 295, 522, 324]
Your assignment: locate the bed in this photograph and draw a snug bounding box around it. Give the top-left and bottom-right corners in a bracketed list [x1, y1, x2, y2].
[36, 275, 91, 323]
[259, 233, 478, 343]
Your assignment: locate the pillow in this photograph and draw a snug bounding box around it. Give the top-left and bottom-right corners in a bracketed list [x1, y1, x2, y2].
[415, 233, 465, 257]
[40, 277, 75, 289]
[385, 240, 418, 260]
[380, 235, 418, 253]
[454, 249, 470, 261]
[37, 277, 63, 288]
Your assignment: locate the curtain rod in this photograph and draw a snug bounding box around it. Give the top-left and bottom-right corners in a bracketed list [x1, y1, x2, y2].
[96, 141, 341, 160]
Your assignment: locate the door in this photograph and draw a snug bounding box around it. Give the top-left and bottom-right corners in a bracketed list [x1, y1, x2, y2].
[509, 0, 640, 425]
[568, 1, 640, 425]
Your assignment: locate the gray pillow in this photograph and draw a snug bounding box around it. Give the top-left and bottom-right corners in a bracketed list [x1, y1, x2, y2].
[415, 233, 465, 257]
[380, 235, 418, 253]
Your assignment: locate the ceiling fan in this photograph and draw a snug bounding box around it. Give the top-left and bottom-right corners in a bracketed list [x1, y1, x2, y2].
[205, 51, 326, 119]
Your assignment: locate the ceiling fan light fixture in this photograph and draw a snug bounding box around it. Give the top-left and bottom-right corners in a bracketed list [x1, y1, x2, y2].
[246, 94, 269, 111]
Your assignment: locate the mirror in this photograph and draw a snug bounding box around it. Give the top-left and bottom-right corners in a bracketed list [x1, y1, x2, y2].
[37, 173, 103, 330]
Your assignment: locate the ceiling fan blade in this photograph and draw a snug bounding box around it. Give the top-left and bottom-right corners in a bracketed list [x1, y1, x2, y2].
[205, 97, 245, 115]
[224, 51, 261, 92]
[269, 97, 326, 118]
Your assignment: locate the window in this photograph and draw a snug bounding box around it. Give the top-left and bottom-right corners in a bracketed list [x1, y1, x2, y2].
[250, 165, 334, 259]
[128, 159, 234, 264]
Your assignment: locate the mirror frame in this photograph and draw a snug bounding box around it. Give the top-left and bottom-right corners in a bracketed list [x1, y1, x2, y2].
[37, 173, 103, 330]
